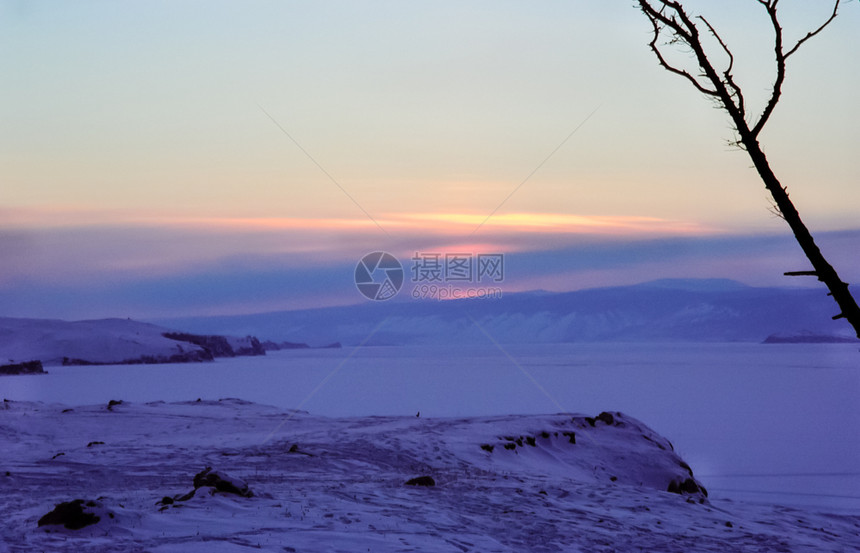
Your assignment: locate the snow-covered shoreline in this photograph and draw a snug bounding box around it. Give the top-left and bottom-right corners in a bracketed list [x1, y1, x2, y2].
[2, 399, 857, 552]
[0, 317, 265, 367]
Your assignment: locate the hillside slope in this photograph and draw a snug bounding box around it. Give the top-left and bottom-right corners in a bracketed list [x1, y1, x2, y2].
[2, 399, 857, 552]
[0, 318, 262, 367]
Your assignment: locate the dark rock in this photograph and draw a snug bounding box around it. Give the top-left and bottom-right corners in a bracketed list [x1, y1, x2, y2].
[504, 443, 516, 450]
[525, 436, 536, 447]
[596, 412, 616, 426]
[38, 499, 101, 530]
[192, 467, 253, 497]
[158, 496, 174, 505]
[163, 332, 235, 357]
[261, 340, 310, 351]
[405, 476, 435, 487]
[667, 477, 708, 497]
[480, 444, 494, 452]
[725, 521, 733, 528]
[86, 441, 104, 448]
[562, 431, 576, 444]
[763, 333, 856, 344]
[540, 431, 550, 439]
[107, 400, 122, 411]
[0, 360, 45, 376]
[585, 417, 596, 427]
[51, 452, 65, 460]
[285, 444, 313, 457]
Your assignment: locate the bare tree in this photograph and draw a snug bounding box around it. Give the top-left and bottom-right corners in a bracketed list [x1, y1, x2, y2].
[637, 0, 860, 340]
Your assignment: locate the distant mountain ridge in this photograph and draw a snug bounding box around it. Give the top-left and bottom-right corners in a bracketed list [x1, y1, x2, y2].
[153, 279, 857, 346]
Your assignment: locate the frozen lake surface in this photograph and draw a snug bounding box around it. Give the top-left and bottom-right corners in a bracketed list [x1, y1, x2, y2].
[3, 342, 858, 512]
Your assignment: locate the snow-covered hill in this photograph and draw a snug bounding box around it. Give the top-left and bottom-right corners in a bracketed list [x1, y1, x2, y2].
[155, 279, 856, 346]
[1, 399, 856, 552]
[0, 318, 262, 367]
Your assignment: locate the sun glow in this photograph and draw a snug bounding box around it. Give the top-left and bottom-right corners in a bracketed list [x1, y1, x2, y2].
[3, 206, 718, 238]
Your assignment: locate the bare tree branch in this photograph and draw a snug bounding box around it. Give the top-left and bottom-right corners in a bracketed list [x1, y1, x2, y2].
[641, 0, 842, 139]
[645, 15, 718, 97]
[785, 1, 840, 58]
[751, 1, 787, 138]
[639, 0, 747, 132]
[697, 15, 745, 119]
[752, 0, 840, 137]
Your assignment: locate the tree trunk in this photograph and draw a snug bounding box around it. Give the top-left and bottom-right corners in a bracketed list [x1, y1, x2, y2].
[739, 133, 860, 339]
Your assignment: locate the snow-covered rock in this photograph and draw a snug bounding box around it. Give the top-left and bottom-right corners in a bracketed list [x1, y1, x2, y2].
[37, 499, 114, 531]
[191, 467, 253, 498]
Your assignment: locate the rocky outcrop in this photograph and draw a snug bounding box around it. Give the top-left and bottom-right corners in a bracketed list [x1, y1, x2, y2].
[0, 360, 45, 375]
[479, 411, 709, 501]
[405, 476, 436, 487]
[162, 333, 235, 357]
[667, 477, 708, 497]
[261, 340, 310, 351]
[159, 467, 254, 506]
[163, 333, 265, 358]
[193, 467, 253, 497]
[228, 336, 266, 357]
[763, 333, 855, 344]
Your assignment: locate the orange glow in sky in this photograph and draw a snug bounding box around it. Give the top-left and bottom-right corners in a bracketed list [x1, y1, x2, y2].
[2, 206, 717, 238]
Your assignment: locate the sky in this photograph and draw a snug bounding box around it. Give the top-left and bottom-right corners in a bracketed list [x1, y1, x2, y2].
[1, 0, 858, 319]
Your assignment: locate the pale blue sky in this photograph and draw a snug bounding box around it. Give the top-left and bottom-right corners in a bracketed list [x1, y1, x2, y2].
[1, 1, 858, 317]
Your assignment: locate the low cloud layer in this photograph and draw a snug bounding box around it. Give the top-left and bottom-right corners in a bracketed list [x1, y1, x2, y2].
[1, 210, 857, 320]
